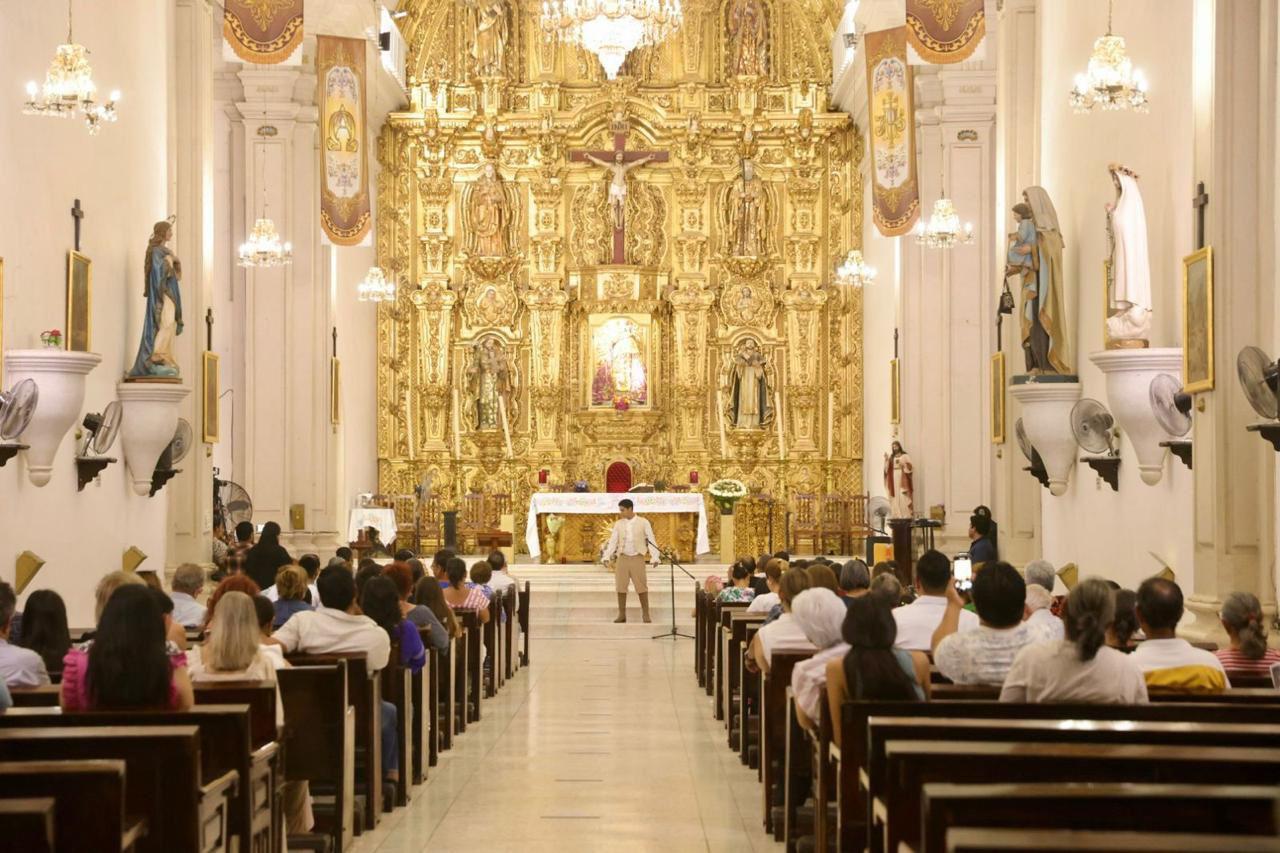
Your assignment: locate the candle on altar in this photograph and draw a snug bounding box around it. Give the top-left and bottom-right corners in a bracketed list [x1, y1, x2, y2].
[497, 395, 514, 457]
[826, 391, 834, 461]
[715, 388, 729, 457]
[405, 389, 415, 460]
[774, 390, 786, 460]
[451, 386, 462, 459]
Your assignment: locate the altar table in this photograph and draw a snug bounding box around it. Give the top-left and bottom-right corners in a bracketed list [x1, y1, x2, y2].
[347, 507, 398, 544]
[526, 492, 711, 563]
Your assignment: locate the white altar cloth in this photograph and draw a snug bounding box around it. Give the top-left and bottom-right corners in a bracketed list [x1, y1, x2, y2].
[347, 507, 398, 544]
[525, 492, 711, 558]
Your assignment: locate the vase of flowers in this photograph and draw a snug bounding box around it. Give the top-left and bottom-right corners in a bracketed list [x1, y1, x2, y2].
[708, 478, 748, 515]
[40, 329, 63, 349]
[613, 395, 630, 412]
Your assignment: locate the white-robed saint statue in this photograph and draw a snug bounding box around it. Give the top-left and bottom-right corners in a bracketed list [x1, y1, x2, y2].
[1105, 165, 1153, 344]
[128, 219, 184, 379]
[884, 441, 914, 519]
[729, 338, 770, 429]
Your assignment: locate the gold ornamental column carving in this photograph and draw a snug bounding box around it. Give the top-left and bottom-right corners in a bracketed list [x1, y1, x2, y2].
[527, 173, 568, 453]
[782, 281, 827, 453]
[411, 281, 457, 454]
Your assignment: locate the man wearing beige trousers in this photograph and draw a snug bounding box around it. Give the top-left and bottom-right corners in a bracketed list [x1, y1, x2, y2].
[601, 498, 661, 623]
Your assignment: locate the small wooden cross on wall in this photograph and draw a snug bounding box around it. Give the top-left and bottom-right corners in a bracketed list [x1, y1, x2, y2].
[205, 308, 214, 351]
[71, 199, 85, 252]
[1192, 181, 1209, 250]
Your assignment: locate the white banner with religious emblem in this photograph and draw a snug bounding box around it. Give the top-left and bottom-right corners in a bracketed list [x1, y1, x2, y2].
[317, 35, 371, 246]
[865, 27, 920, 237]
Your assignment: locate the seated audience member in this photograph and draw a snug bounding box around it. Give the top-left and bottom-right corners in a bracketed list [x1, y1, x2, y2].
[413, 576, 460, 645]
[386, 563, 450, 651]
[0, 581, 49, 687]
[169, 563, 207, 629]
[486, 550, 519, 592]
[893, 550, 977, 651]
[838, 560, 871, 602]
[204, 574, 262, 630]
[15, 590, 70, 683]
[1132, 577, 1229, 693]
[335, 546, 354, 563]
[1024, 583, 1065, 641]
[750, 554, 772, 597]
[251, 595, 286, 663]
[394, 548, 416, 563]
[272, 566, 313, 629]
[441, 557, 491, 622]
[407, 558, 427, 587]
[1001, 577, 1148, 704]
[431, 549, 455, 582]
[869, 573, 903, 608]
[872, 560, 898, 579]
[1107, 588, 1140, 652]
[149, 588, 190, 650]
[136, 570, 164, 593]
[271, 566, 391, 670]
[211, 519, 230, 576]
[355, 561, 384, 600]
[468, 562, 495, 600]
[95, 571, 147, 625]
[747, 558, 785, 614]
[1024, 559, 1057, 595]
[805, 563, 840, 594]
[297, 554, 321, 603]
[967, 514, 998, 565]
[1215, 591, 1280, 675]
[245, 521, 293, 592]
[717, 561, 757, 603]
[748, 569, 814, 673]
[360, 576, 425, 801]
[933, 562, 1056, 685]
[827, 595, 928, 745]
[789, 588, 853, 730]
[225, 521, 255, 576]
[62, 585, 194, 711]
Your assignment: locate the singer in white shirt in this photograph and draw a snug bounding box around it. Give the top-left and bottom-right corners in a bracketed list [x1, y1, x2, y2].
[600, 498, 661, 624]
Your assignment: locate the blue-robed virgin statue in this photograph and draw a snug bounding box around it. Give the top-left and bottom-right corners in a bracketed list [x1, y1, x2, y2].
[128, 219, 184, 379]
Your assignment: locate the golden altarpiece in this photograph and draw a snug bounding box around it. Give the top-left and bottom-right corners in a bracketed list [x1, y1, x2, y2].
[376, 0, 864, 557]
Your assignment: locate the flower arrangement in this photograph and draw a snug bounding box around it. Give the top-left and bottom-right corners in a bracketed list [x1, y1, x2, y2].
[40, 329, 63, 348]
[613, 394, 630, 412]
[707, 478, 748, 513]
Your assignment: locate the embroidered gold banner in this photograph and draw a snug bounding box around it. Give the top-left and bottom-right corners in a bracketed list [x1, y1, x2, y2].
[865, 27, 920, 237]
[223, 0, 304, 64]
[906, 0, 986, 64]
[318, 35, 371, 246]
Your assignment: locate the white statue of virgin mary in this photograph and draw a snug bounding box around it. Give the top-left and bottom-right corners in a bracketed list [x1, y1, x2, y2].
[1106, 166, 1153, 343]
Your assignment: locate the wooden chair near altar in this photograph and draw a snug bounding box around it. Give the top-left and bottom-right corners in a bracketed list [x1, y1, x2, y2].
[458, 492, 486, 552]
[791, 493, 822, 555]
[819, 494, 851, 555]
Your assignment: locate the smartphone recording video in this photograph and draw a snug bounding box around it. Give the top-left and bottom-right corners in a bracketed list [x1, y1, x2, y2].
[953, 554, 973, 592]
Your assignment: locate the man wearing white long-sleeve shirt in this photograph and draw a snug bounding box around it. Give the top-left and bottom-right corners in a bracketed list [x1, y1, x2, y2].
[600, 498, 660, 624]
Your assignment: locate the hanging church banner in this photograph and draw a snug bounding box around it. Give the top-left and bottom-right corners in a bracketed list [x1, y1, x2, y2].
[223, 0, 304, 64]
[906, 0, 986, 64]
[865, 27, 920, 237]
[317, 35, 371, 246]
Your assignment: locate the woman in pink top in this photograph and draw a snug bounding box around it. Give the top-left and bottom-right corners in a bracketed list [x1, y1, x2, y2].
[441, 558, 491, 623]
[61, 585, 193, 711]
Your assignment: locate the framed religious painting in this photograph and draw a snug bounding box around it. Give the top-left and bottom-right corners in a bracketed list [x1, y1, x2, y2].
[1182, 247, 1214, 393]
[330, 357, 341, 425]
[66, 251, 92, 352]
[990, 352, 1006, 444]
[201, 352, 220, 443]
[889, 358, 900, 424]
[586, 314, 652, 410]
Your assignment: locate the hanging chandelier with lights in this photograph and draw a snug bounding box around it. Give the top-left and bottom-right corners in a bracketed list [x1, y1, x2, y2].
[540, 0, 683, 80]
[23, 0, 120, 135]
[1069, 0, 1149, 113]
[914, 197, 975, 250]
[238, 215, 294, 268]
[356, 267, 397, 302]
[835, 250, 877, 288]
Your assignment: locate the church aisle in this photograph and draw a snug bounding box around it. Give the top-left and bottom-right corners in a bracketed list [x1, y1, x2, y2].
[351, 637, 776, 852]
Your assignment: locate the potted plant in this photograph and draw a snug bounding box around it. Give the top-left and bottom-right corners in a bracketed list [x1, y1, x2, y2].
[708, 478, 748, 514]
[40, 329, 63, 349]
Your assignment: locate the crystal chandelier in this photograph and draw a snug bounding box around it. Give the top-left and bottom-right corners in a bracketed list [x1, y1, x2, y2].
[835, 250, 876, 287]
[1069, 0, 1149, 113]
[914, 198, 975, 250]
[356, 267, 397, 303]
[238, 216, 293, 268]
[23, 1, 119, 135]
[540, 0, 683, 80]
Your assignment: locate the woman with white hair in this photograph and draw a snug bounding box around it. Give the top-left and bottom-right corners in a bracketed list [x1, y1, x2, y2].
[789, 588, 852, 729]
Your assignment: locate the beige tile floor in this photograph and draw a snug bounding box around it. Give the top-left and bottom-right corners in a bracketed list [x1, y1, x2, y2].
[349, 637, 778, 852]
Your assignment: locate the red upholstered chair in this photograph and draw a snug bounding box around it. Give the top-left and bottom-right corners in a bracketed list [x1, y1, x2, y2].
[605, 462, 632, 493]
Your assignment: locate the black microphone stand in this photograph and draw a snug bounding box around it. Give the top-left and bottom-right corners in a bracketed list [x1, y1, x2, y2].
[648, 538, 696, 641]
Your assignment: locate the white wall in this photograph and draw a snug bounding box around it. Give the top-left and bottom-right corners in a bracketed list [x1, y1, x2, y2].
[861, 185, 900, 494]
[1035, 0, 1196, 590]
[0, 0, 174, 625]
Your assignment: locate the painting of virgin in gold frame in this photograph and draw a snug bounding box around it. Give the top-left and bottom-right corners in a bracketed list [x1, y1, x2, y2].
[587, 314, 653, 408]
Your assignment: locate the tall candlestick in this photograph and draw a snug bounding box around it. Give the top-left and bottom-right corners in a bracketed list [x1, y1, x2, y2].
[497, 395, 514, 458]
[715, 388, 729, 458]
[405, 389, 415, 460]
[774, 390, 786, 460]
[451, 386, 463, 459]
[826, 391, 834, 461]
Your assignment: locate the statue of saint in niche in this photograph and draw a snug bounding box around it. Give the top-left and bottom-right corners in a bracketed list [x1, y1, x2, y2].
[128, 218, 184, 379]
[467, 162, 510, 258]
[466, 0, 508, 77]
[466, 336, 516, 430]
[728, 0, 768, 77]
[729, 338, 771, 429]
[1105, 164, 1153, 344]
[1005, 186, 1071, 374]
[728, 160, 767, 258]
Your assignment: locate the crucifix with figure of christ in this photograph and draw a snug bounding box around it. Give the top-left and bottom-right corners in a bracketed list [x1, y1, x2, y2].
[569, 124, 668, 265]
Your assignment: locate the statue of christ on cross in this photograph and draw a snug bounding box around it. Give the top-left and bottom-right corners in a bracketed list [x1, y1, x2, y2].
[570, 126, 668, 265]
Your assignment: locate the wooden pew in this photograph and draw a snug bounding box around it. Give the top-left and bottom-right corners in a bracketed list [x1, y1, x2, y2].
[436, 632, 458, 748]
[726, 611, 765, 749]
[381, 638, 412, 808]
[0, 760, 143, 852]
[286, 652, 381, 832]
[921, 782, 1280, 853]
[945, 827, 1280, 853]
[694, 588, 708, 687]
[483, 598, 500, 698]
[715, 601, 750, 720]
[191, 682, 277, 748]
[411, 635, 437, 781]
[518, 581, 531, 667]
[503, 586, 518, 681]
[457, 609, 484, 724]
[1152, 687, 1280, 703]
[762, 649, 814, 838]
[739, 620, 765, 767]
[7, 686, 58, 707]
[278, 662, 354, 853]
[0, 703, 277, 853]
[0, 726, 237, 853]
[881, 741, 1280, 853]
[0, 796, 56, 853]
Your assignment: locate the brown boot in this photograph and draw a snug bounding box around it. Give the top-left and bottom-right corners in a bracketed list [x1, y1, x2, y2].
[614, 593, 627, 623]
[639, 593, 652, 623]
